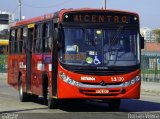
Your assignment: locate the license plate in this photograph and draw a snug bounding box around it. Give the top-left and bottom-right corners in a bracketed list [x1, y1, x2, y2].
[96, 89, 109, 94]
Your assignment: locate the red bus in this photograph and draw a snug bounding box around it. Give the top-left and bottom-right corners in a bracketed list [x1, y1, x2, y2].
[8, 8, 144, 109]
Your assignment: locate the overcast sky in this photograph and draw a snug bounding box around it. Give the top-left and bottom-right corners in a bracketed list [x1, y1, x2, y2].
[0, 0, 160, 29]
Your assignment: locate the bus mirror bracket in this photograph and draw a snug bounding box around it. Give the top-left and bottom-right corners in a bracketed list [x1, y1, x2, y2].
[53, 28, 62, 49]
[53, 28, 59, 41]
[140, 36, 144, 49]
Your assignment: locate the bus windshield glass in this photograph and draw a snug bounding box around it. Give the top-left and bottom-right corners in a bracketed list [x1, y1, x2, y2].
[60, 27, 139, 67]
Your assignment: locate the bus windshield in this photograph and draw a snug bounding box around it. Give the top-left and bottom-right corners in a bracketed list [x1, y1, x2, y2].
[60, 27, 140, 67]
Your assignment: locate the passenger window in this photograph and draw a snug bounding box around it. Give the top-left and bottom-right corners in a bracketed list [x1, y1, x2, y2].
[43, 21, 53, 53]
[34, 24, 42, 53]
[22, 27, 27, 53]
[10, 30, 16, 54]
[17, 28, 23, 53]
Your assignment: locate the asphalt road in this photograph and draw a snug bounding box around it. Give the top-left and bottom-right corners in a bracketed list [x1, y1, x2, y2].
[0, 79, 160, 119]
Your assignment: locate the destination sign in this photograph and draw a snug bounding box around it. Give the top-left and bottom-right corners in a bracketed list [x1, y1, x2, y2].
[62, 12, 138, 24]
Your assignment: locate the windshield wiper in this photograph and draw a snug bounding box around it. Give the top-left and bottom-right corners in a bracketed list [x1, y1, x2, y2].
[109, 26, 123, 46]
[108, 26, 124, 64]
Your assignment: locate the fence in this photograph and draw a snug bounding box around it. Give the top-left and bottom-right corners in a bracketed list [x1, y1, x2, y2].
[0, 55, 7, 73]
[141, 53, 160, 83]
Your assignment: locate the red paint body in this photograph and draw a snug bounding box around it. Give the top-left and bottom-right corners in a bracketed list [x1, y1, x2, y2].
[57, 65, 140, 99]
[8, 8, 141, 100]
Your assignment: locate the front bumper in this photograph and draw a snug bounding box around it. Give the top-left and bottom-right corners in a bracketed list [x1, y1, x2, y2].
[57, 78, 141, 99]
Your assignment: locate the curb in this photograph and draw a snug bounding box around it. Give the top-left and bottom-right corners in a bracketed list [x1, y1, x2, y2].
[141, 89, 160, 96]
[141, 81, 160, 96]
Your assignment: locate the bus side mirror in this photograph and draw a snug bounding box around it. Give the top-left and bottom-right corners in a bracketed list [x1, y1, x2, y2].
[53, 28, 59, 41]
[53, 28, 62, 49]
[141, 36, 144, 49]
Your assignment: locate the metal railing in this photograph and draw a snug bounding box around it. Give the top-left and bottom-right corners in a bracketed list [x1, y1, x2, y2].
[141, 53, 160, 83]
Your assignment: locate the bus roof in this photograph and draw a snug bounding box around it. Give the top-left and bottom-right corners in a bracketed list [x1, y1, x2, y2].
[11, 8, 139, 28]
[11, 13, 54, 28]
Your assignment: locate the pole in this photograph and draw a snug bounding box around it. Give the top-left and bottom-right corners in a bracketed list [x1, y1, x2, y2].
[19, 0, 22, 21]
[105, 0, 106, 9]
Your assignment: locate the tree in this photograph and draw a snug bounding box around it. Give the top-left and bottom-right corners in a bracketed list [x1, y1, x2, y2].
[152, 29, 160, 43]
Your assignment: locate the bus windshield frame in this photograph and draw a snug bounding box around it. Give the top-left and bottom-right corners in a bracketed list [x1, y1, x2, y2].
[59, 25, 140, 67]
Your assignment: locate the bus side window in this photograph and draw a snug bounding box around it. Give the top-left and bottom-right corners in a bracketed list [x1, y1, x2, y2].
[17, 28, 22, 53]
[23, 27, 27, 53]
[34, 24, 41, 53]
[34, 25, 38, 53]
[14, 29, 18, 53]
[43, 21, 53, 53]
[10, 30, 16, 54]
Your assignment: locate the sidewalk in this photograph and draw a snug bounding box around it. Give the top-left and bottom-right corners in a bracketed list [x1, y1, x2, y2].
[141, 81, 160, 96]
[0, 73, 7, 80]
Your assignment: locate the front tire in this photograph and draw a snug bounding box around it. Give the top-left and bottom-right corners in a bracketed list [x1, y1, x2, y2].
[47, 86, 59, 109]
[48, 97, 59, 109]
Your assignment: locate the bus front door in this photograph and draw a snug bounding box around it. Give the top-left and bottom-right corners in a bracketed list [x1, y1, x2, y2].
[26, 28, 34, 92]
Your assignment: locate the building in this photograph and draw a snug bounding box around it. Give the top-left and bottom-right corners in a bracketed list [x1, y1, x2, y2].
[0, 11, 14, 55]
[140, 27, 152, 42]
[152, 28, 160, 42]
[141, 42, 160, 73]
[0, 11, 15, 31]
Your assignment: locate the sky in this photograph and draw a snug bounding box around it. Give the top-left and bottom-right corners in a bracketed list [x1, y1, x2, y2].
[0, 0, 160, 29]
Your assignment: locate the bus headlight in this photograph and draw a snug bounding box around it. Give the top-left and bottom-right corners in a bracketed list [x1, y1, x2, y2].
[131, 79, 136, 85]
[125, 81, 131, 86]
[59, 72, 81, 87]
[135, 76, 140, 81]
[123, 76, 140, 87]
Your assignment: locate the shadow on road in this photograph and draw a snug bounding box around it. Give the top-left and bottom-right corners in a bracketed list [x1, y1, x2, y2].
[121, 99, 160, 112]
[0, 98, 160, 114]
[58, 99, 160, 112]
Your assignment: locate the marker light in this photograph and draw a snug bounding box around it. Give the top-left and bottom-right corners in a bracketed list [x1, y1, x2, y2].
[96, 30, 102, 35]
[134, 17, 137, 21]
[59, 72, 81, 87]
[123, 76, 141, 87]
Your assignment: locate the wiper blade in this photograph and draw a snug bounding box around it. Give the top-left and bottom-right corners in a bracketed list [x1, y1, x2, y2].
[109, 26, 123, 46]
[107, 26, 123, 64]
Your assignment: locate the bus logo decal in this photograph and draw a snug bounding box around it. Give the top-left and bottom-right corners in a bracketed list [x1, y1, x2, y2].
[81, 76, 96, 81]
[100, 81, 106, 86]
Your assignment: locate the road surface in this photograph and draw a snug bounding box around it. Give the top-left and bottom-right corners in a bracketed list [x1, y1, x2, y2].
[0, 79, 160, 119]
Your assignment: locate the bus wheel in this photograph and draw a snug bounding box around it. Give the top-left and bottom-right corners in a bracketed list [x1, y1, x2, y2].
[108, 99, 121, 110]
[48, 98, 58, 109]
[30, 94, 38, 102]
[47, 87, 58, 109]
[18, 77, 29, 102]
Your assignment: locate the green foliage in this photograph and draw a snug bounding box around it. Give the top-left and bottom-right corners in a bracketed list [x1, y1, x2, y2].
[0, 55, 7, 64]
[0, 55, 7, 73]
[152, 29, 160, 43]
